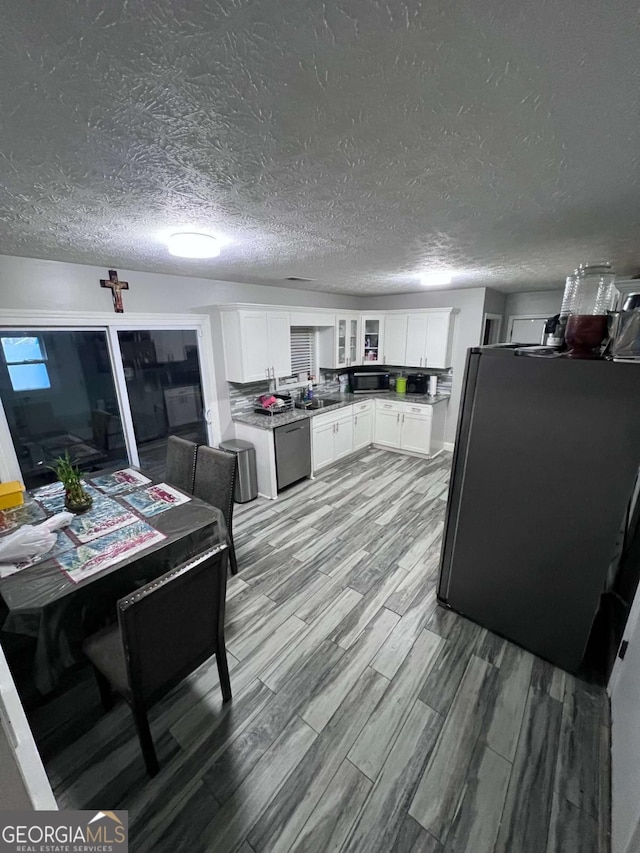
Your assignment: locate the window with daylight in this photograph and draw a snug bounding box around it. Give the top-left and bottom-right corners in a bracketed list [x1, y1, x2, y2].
[1, 336, 51, 391]
[289, 327, 316, 377]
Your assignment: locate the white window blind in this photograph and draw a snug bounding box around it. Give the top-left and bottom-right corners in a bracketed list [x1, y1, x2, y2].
[290, 327, 315, 376]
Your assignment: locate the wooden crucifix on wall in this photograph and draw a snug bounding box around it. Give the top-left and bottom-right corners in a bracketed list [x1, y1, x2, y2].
[100, 269, 129, 313]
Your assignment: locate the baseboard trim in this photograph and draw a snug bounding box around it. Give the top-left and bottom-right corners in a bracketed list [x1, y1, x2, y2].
[443, 442, 455, 452]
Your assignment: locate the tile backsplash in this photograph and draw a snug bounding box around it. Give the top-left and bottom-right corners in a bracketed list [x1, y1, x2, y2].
[228, 367, 452, 418]
[228, 377, 337, 416]
[228, 380, 272, 417]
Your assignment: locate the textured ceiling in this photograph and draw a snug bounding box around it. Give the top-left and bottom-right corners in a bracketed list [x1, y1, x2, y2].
[0, 0, 639, 295]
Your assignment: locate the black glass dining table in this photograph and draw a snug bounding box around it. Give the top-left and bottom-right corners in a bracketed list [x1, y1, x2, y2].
[0, 468, 227, 694]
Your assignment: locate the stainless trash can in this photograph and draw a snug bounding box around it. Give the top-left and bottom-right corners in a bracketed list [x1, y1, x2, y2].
[219, 439, 258, 503]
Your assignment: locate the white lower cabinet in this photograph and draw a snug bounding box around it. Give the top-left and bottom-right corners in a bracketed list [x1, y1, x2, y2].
[353, 401, 373, 451]
[312, 419, 336, 470]
[312, 397, 443, 472]
[399, 407, 432, 455]
[312, 408, 354, 471]
[373, 402, 402, 448]
[373, 399, 437, 457]
[334, 412, 354, 460]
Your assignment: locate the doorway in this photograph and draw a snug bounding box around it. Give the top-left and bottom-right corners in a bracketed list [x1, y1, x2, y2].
[507, 315, 548, 344]
[482, 313, 504, 345]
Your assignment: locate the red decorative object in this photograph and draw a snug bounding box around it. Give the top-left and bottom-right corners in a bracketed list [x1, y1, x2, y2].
[100, 270, 129, 313]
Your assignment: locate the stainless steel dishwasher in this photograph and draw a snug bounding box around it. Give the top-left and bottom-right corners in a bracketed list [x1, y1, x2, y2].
[273, 418, 311, 492]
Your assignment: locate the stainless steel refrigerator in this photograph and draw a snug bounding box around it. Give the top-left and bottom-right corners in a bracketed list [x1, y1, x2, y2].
[438, 346, 640, 673]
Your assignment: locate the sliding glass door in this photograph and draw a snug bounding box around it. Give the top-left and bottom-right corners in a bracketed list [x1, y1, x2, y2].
[0, 323, 212, 489]
[0, 330, 127, 489]
[116, 329, 208, 479]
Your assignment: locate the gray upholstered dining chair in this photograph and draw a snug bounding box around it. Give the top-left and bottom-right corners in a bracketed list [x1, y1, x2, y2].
[165, 435, 198, 494]
[82, 546, 232, 778]
[193, 445, 239, 575]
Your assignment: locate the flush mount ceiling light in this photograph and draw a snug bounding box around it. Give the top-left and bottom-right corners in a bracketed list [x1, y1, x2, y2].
[167, 231, 221, 259]
[419, 271, 453, 287]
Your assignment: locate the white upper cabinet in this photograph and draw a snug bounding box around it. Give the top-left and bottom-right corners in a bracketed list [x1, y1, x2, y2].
[425, 312, 455, 369]
[394, 310, 455, 370]
[221, 310, 291, 383]
[384, 315, 408, 365]
[405, 315, 429, 367]
[229, 311, 269, 382]
[220, 305, 455, 383]
[361, 316, 385, 364]
[266, 313, 292, 378]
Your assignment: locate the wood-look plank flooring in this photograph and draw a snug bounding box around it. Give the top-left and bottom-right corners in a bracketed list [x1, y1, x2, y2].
[27, 448, 610, 853]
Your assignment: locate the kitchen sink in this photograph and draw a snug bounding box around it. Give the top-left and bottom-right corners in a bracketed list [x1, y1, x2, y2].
[295, 398, 342, 410]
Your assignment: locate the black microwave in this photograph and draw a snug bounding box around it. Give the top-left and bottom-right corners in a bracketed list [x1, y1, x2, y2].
[351, 371, 390, 394]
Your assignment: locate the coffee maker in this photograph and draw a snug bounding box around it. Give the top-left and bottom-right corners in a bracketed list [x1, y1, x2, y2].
[542, 314, 563, 347]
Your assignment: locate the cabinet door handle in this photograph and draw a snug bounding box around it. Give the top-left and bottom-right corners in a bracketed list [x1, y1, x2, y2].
[355, 415, 358, 425]
[396, 413, 400, 423]
[419, 357, 422, 367]
[271, 366, 276, 378]
[402, 413, 405, 423]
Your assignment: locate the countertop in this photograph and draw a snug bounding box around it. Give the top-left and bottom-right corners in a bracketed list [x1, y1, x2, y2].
[232, 391, 449, 431]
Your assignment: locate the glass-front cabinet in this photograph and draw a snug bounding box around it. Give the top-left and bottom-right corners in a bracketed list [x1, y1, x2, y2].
[360, 316, 385, 364]
[336, 317, 347, 367]
[348, 317, 359, 367]
[334, 315, 360, 368]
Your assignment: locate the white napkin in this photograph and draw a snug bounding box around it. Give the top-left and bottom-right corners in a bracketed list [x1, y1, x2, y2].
[0, 511, 74, 574]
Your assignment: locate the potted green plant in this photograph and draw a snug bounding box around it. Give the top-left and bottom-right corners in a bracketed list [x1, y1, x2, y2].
[53, 452, 93, 514]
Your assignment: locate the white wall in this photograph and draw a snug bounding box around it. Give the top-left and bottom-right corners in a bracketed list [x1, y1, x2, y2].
[364, 288, 486, 445]
[610, 588, 640, 853]
[0, 254, 363, 313]
[504, 289, 563, 321]
[503, 281, 640, 322]
[483, 288, 507, 317]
